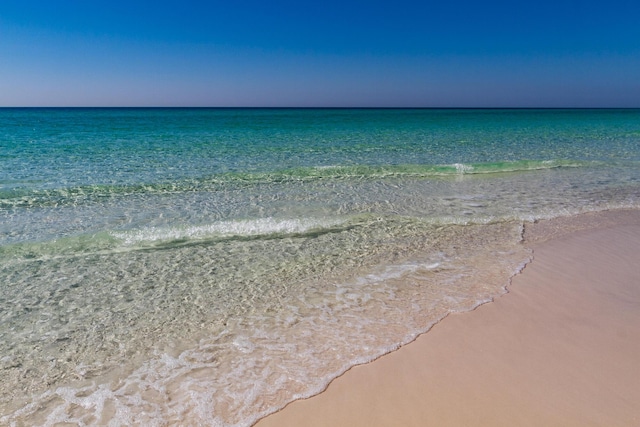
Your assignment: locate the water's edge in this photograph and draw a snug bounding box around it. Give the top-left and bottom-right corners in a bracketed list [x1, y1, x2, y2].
[250, 207, 640, 427]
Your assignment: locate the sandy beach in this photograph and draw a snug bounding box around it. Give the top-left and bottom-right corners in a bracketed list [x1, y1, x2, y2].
[256, 210, 640, 427]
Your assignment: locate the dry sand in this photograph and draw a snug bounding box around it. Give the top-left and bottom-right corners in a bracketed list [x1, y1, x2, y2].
[256, 210, 640, 427]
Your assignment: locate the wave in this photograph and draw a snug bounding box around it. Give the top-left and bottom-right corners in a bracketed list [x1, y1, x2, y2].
[0, 217, 356, 260]
[110, 217, 352, 246]
[0, 159, 590, 209]
[218, 159, 588, 182]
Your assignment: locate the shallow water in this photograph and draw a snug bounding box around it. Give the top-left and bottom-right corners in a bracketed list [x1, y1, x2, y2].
[1, 108, 639, 426]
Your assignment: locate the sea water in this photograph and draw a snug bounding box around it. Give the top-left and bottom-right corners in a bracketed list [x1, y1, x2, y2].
[1, 108, 639, 426]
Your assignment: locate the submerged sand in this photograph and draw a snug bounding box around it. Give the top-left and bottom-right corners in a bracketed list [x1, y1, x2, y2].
[256, 210, 640, 427]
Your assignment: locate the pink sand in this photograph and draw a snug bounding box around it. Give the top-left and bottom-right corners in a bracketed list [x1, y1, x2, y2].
[256, 212, 640, 427]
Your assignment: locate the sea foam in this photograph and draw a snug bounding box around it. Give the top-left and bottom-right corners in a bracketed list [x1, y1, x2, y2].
[110, 217, 349, 245]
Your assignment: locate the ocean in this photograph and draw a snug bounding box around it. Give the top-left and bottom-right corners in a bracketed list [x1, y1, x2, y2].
[1, 108, 639, 426]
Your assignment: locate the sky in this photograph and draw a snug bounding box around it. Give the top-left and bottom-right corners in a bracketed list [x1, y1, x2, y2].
[1, 0, 639, 107]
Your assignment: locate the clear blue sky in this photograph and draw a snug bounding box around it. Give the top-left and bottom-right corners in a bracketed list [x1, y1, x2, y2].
[1, 0, 639, 107]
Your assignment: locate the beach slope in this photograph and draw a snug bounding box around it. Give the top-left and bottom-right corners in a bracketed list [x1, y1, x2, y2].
[257, 213, 640, 427]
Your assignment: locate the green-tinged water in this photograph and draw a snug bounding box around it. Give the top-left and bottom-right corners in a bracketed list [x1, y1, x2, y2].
[1, 108, 639, 426]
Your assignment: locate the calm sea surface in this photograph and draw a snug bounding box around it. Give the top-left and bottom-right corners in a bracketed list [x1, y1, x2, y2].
[1, 108, 639, 426]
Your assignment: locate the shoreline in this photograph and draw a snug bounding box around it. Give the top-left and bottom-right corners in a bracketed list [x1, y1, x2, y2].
[256, 209, 640, 427]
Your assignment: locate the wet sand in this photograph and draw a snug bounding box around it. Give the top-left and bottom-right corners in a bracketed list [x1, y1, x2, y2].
[256, 210, 640, 427]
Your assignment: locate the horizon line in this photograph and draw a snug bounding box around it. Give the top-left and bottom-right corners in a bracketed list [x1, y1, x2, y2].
[1, 106, 639, 110]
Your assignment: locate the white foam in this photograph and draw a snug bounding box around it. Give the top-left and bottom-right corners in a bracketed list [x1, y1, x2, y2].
[453, 163, 474, 174]
[111, 217, 347, 245]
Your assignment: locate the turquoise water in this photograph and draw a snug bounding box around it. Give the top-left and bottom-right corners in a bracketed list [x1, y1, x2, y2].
[1, 108, 639, 426]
